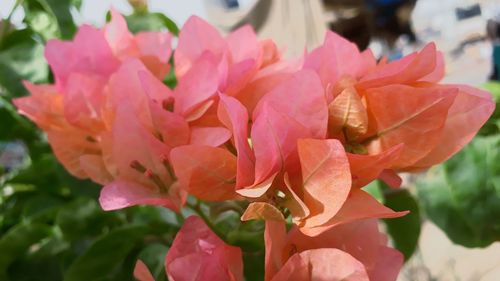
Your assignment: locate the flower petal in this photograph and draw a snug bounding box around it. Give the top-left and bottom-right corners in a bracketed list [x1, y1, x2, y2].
[363, 84, 457, 169]
[410, 85, 495, 169]
[218, 95, 256, 188]
[296, 139, 352, 228]
[134, 260, 155, 281]
[241, 202, 285, 222]
[347, 144, 403, 188]
[254, 70, 328, 139]
[300, 188, 408, 236]
[99, 180, 184, 211]
[272, 248, 369, 281]
[166, 216, 243, 281]
[170, 145, 237, 201]
[189, 126, 231, 147]
[174, 16, 226, 78]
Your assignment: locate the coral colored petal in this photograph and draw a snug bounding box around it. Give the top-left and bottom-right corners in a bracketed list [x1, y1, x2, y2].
[170, 145, 237, 201]
[79, 155, 113, 185]
[269, 254, 308, 281]
[282, 173, 310, 220]
[134, 260, 155, 281]
[135, 32, 172, 78]
[226, 25, 260, 64]
[251, 105, 310, 185]
[235, 73, 292, 113]
[297, 139, 352, 228]
[359, 43, 440, 88]
[189, 126, 231, 147]
[135, 32, 172, 62]
[63, 73, 105, 131]
[148, 101, 190, 149]
[411, 85, 495, 169]
[272, 248, 369, 281]
[235, 172, 277, 198]
[99, 180, 183, 211]
[287, 219, 381, 272]
[259, 39, 281, 68]
[300, 189, 408, 236]
[45, 25, 119, 87]
[347, 144, 403, 188]
[364, 85, 457, 169]
[218, 95, 255, 188]
[304, 31, 367, 88]
[174, 16, 227, 78]
[14, 82, 63, 129]
[174, 55, 219, 118]
[137, 70, 174, 102]
[107, 59, 155, 128]
[254, 70, 328, 138]
[264, 220, 288, 281]
[369, 246, 404, 281]
[421, 51, 445, 82]
[225, 59, 258, 95]
[110, 104, 169, 183]
[378, 169, 402, 188]
[328, 86, 368, 139]
[104, 9, 135, 57]
[241, 202, 285, 222]
[166, 216, 243, 281]
[46, 130, 99, 179]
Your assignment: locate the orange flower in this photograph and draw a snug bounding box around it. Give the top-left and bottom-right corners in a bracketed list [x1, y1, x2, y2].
[304, 32, 495, 174]
[264, 219, 403, 281]
[166, 216, 244, 281]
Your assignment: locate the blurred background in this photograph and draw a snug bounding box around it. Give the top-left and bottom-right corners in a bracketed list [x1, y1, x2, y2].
[1, 0, 500, 280]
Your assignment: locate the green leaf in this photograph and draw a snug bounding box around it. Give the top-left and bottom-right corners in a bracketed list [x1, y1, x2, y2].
[7, 154, 61, 193]
[0, 62, 28, 99]
[55, 198, 124, 241]
[0, 96, 39, 142]
[382, 185, 421, 261]
[24, 0, 77, 39]
[416, 135, 500, 247]
[479, 81, 500, 136]
[125, 12, 179, 35]
[243, 250, 265, 281]
[45, 0, 77, 39]
[24, 10, 59, 40]
[0, 30, 49, 88]
[137, 243, 168, 279]
[0, 222, 52, 280]
[64, 226, 148, 281]
[129, 205, 180, 236]
[363, 180, 384, 203]
[22, 194, 64, 222]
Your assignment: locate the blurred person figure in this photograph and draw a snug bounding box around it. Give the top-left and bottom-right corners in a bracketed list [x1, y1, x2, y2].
[364, 0, 418, 46]
[487, 17, 500, 81]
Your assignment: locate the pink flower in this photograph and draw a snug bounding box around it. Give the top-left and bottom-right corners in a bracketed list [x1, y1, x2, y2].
[264, 219, 403, 281]
[15, 11, 174, 182]
[173, 15, 300, 125]
[165, 216, 244, 281]
[304, 32, 495, 173]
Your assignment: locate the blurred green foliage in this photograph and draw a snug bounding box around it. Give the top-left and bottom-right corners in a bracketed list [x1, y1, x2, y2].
[415, 82, 500, 248]
[416, 134, 500, 248]
[0, 2, 186, 280]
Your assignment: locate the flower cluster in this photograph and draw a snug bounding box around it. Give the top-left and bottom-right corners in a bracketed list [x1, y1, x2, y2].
[15, 11, 494, 281]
